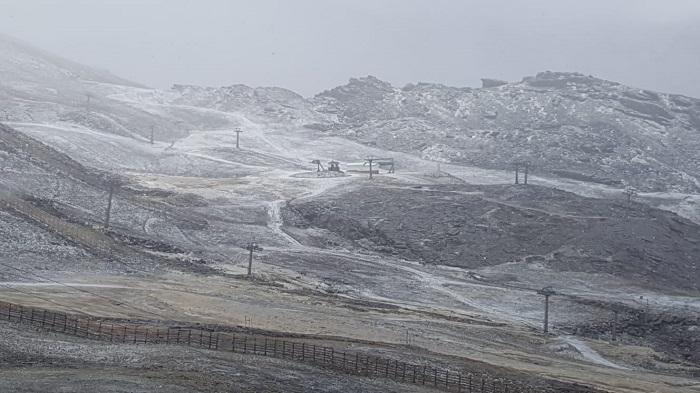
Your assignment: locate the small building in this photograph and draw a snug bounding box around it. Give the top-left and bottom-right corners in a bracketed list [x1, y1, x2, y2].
[328, 161, 342, 172]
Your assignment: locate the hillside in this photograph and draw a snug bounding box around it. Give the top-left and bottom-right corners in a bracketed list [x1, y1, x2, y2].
[0, 33, 193, 141]
[311, 73, 700, 193]
[287, 184, 700, 291]
[4, 30, 698, 195]
[2, 36, 700, 393]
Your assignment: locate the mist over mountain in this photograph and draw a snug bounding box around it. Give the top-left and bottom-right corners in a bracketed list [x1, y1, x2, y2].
[1, 30, 700, 393]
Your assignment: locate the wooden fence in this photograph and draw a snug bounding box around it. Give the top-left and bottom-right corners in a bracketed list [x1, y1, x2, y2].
[0, 300, 539, 392]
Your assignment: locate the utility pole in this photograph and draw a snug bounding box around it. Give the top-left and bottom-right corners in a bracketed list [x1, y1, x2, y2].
[537, 287, 556, 334]
[639, 295, 649, 325]
[104, 182, 116, 230]
[234, 127, 243, 149]
[514, 161, 531, 185]
[367, 158, 374, 179]
[149, 125, 155, 145]
[523, 162, 529, 185]
[246, 240, 263, 277]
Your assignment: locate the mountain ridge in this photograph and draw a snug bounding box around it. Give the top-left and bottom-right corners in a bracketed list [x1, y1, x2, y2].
[307, 72, 700, 192]
[1, 33, 699, 193]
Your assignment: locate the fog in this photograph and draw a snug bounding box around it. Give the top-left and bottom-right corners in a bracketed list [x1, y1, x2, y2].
[2, 0, 700, 96]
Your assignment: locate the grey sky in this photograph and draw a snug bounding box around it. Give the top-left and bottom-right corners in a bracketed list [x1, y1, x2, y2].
[1, 0, 699, 97]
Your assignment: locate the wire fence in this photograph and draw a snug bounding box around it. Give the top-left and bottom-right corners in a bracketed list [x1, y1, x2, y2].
[0, 192, 114, 254]
[0, 300, 543, 393]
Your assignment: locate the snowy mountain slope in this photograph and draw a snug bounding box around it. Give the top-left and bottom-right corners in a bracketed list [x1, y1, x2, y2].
[0, 123, 213, 261]
[106, 72, 700, 194]
[0, 33, 141, 90]
[0, 33, 194, 141]
[312, 73, 700, 193]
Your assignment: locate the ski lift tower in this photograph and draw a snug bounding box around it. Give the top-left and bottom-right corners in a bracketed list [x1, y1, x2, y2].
[234, 127, 243, 149]
[364, 157, 394, 179]
[537, 286, 556, 333]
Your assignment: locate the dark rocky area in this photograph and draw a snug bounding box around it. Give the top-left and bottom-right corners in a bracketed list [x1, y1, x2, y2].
[287, 184, 700, 291]
[564, 304, 700, 369]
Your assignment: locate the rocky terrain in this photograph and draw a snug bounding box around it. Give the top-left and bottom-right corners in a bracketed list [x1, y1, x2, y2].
[1, 33, 700, 393]
[311, 73, 700, 193]
[4, 29, 699, 194]
[286, 183, 700, 291]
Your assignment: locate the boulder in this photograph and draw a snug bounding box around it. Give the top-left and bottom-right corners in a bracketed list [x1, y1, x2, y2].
[481, 78, 508, 88]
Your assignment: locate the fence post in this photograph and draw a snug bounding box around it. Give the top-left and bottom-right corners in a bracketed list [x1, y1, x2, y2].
[19, 306, 23, 323]
[313, 345, 316, 363]
[216, 332, 220, 350]
[422, 365, 426, 385]
[254, 337, 257, 354]
[6, 303, 10, 321]
[244, 336, 247, 353]
[469, 374, 472, 393]
[481, 377, 485, 393]
[232, 334, 236, 352]
[355, 353, 359, 373]
[446, 370, 449, 388]
[63, 313, 67, 332]
[145, 328, 149, 344]
[434, 368, 437, 386]
[301, 343, 305, 361]
[403, 362, 407, 382]
[51, 312, 56, 328]
[412, 364, 417, 383]
[41, 310, 46, 327]
[343, 351, 346, 370]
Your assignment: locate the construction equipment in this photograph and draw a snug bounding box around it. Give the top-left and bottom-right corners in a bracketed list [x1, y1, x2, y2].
[310, 160, 325, 172]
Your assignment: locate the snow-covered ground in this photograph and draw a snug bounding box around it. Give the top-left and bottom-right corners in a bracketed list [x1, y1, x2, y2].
[2, 47, 699, 393]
